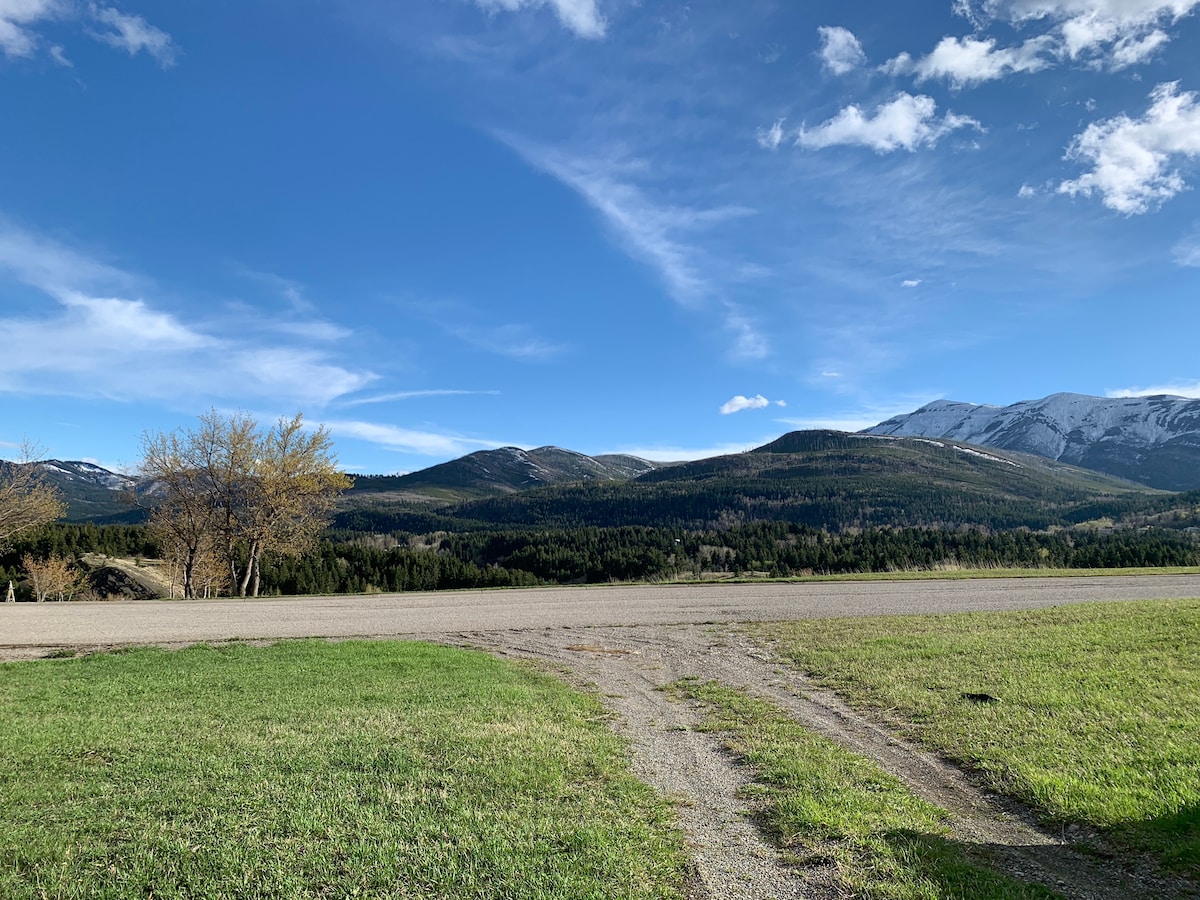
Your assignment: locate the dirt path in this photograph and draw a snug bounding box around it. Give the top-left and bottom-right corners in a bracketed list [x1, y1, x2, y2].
[456, 623, 1199, 900]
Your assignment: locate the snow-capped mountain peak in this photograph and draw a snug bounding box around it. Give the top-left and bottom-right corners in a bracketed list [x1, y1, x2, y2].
[864, 393, 1200, 490]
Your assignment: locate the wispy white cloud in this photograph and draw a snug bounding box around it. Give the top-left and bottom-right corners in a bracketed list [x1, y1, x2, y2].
[1173, 230, 1200, 266]
[0, 1, 176, 65]
[796, 94, 982, 153]
[902, 278, 922, 287]
[89, 4, 176, 66]
[0, 221, 375, 407]
[1107, 381, 1200, 398]
[983, 0, 1196, 67]
[399, 292, 566, 361]
[0, 0, 60, 58]
[449, 322, 566, 360]
[319, 419, 508, 457]
[883, 35, 1052, 87]
[345, 389, 501, 407]
[777, 396, 942, 433]
[474, 0, 606, 39]
[817, 26, 865, 75]
[233, 267, 352, 341]
[603, 440, 764, 462]
[723, 306, 770, 362]
[1059, 82, 1200, 214]
[756, 118, 786, 151]
[505, 137, 753, 306]
[776, 415, 881, 432]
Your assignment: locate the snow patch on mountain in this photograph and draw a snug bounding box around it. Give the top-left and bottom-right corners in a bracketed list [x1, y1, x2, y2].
[865, 392, 1200, 489]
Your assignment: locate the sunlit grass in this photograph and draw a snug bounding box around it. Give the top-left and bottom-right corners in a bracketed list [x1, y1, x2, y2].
[752, 599, 1200, 876]
[668, 680, 1058, 900]
[0, 641, 690, 899]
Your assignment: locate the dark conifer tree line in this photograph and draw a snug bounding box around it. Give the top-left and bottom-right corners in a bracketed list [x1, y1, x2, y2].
[4, 518, 1197, 598]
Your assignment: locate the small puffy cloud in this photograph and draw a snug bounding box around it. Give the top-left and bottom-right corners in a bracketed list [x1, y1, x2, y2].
[474, 0, 606, 39]
[817, 26, 865, 75]
[1059, 82, 1200, 214]
[721, 394, 770, 415]
[883, 35, 1052, 87]
[756, 118, 786, 151]
[1107, 381, 1200, 398]
[796, 93, 982, 153]
[1018, 183, 1039, 197]
[90, 5, 177, 66]
[720, 394, 771, 415]
[902, 279, 922, 287]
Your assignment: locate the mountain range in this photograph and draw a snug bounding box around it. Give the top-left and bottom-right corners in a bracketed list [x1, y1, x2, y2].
[864, 392, 1200, 490]
[21, 392, 1200, 526]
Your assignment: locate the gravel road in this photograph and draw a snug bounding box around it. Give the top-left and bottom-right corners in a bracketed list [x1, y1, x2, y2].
[3, 574, 1200, 653]
[4, 574, 1198, 899]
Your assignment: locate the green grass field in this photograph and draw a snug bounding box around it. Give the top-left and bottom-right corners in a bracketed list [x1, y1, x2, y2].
[0, 641, 690, 899]
[752, 598, 1200, 877]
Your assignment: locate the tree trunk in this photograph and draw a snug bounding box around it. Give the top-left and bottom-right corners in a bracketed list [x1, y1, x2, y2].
[238, 539, 260, 597]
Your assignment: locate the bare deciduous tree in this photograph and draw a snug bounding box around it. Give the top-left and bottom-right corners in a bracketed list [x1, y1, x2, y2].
[21, 553, 84, 602]
[140, 411, 351, 598]
[0, 441, 66, 549]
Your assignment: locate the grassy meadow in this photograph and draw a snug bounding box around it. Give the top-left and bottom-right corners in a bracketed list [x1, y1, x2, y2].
[0, 641, 690, 899]
[752, 598, 1200, 877]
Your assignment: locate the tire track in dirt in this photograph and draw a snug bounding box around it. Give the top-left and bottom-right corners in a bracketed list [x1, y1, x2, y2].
[456, 623, 1199, 900]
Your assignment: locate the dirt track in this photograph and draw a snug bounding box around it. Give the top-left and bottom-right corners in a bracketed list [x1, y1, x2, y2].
[4, 575, 1199, 898]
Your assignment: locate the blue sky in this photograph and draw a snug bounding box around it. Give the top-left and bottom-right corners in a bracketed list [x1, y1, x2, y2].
[2, 0, 1199, 475]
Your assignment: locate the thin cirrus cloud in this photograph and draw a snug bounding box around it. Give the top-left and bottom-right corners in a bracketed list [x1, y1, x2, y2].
[318, 419, 508, 457]
[794, 93, 982, 153]
[1173, 231, 1200, 266]
[473, 0, 606, 39]
[0, 1, 176, 66]
[1107, 381, 1200, 398]
[605, 440, 764, 462]
[1059, 82, 1200, 214]
[0, 221, 375, 407]
[817, 25, 866, 75]
[504, 137, 752, 306]
[345, 389, 501, 407]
